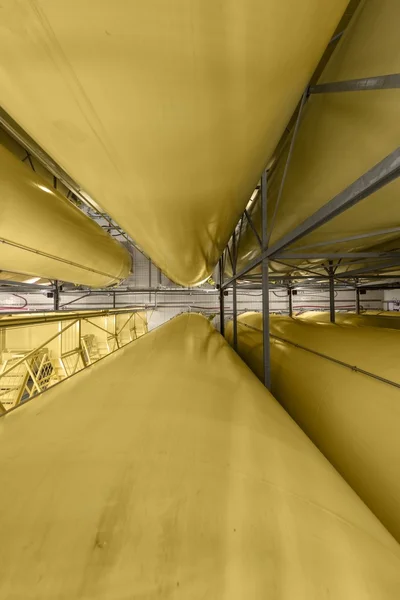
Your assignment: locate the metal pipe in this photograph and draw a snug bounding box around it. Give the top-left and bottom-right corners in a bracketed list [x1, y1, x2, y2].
[356, 287, 361, 315]
[329, 261, 335, 323]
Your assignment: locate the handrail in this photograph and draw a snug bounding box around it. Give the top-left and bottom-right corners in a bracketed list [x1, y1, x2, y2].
[0, 320, 78, 378]
[0, 308, 140, 329]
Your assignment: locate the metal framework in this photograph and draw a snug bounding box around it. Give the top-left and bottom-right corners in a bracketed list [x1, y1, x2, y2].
[0, 44, 399, 399]
[0, 308, 147, 413]
[218, 75, 400, 389]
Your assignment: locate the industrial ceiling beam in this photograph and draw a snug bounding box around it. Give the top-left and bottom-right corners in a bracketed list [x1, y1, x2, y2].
[266, 147, 400, 257]
[277, 252, 400, 260]
[291, 226, 400, 251]
[338, 259, 400, 278]
[222, 147, 400, 288]
[309, 73, 400, 94]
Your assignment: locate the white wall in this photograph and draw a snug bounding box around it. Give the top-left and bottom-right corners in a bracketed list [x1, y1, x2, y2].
[383, 289, 400, 311]
[0, 244, 387, 330]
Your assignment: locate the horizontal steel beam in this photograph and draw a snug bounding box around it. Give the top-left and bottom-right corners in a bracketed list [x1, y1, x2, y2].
[309, 73, 400, 94]
[0, 280, 52, 291]
[0, 308, 142, 329]
[277, 252, 400, 260]
[339, 259, 400, 278]
[291, 226, 400, 251]
[267, 148, 400, 257]
[222, 148, 400, 288]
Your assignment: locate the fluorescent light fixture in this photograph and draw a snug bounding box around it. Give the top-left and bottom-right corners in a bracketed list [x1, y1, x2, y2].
[37, 184, 53, 194]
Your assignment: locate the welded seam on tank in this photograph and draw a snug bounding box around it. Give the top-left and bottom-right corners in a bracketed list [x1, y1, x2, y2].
[237, 321, 400, 390]
[0, 237, 122, 281]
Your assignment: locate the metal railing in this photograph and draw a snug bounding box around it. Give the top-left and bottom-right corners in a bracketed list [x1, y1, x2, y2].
[0, 309, 147, 413]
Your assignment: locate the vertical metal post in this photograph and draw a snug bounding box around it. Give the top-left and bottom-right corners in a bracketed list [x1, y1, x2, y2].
[113, 292, 116, 309]
[288, 286, 293, 317]
[219, 258, 225, 336]
[148, 258, 152, 307]
[261, 170, 271, 389]
[78, 317, 87, 367]
[114, 314, 120, 349]
[232, 230, 238, 350]
[54, 280, 60, 311]
[356, 285, 361, 314]
[328, 261, 335, 323]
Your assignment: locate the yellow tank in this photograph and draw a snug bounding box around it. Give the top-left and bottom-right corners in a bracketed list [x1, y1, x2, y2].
[226, 312, 400, 543]
[0, 144, 131, 287]
[236, 0, 400, 276]
[0, 0, 348, 285]
[0, 313, 400, 597]
[298, 310, 400, 330]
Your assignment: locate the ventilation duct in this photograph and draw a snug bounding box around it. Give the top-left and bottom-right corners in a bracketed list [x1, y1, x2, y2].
[0, 144, 131, 287]
[0, 0, 348, 285]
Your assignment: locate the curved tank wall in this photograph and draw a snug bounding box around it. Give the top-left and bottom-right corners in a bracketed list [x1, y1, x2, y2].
[226, 312, 400, 543]
[0, 144, 131, 287]
[298, 310, 400, 330]
[0, 313, 400, 597]
[0, 0, 348, 285]
[236, 0, 400, 276]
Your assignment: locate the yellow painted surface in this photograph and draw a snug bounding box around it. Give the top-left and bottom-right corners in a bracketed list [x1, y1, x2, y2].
[237, 0, 400, 275]
[0, 144, 131, 286]
[226, 312, 400, 543]
[0, 314, 400, 598]
[298, 310, 400, 330]
[0, 271, 50, 285]
[0, 0, 347, 285]
[0, 310, 148, 353]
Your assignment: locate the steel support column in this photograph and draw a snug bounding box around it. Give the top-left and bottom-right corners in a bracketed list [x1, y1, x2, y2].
[53, 281, 60, 311]
[261, 170, 271, 389]
[288, 287, 293, 317]
[232, 230, 238, 350]
[328, 262, 335, 323]
[356, 286, 361, 314]
[219, 258, 225, 336]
